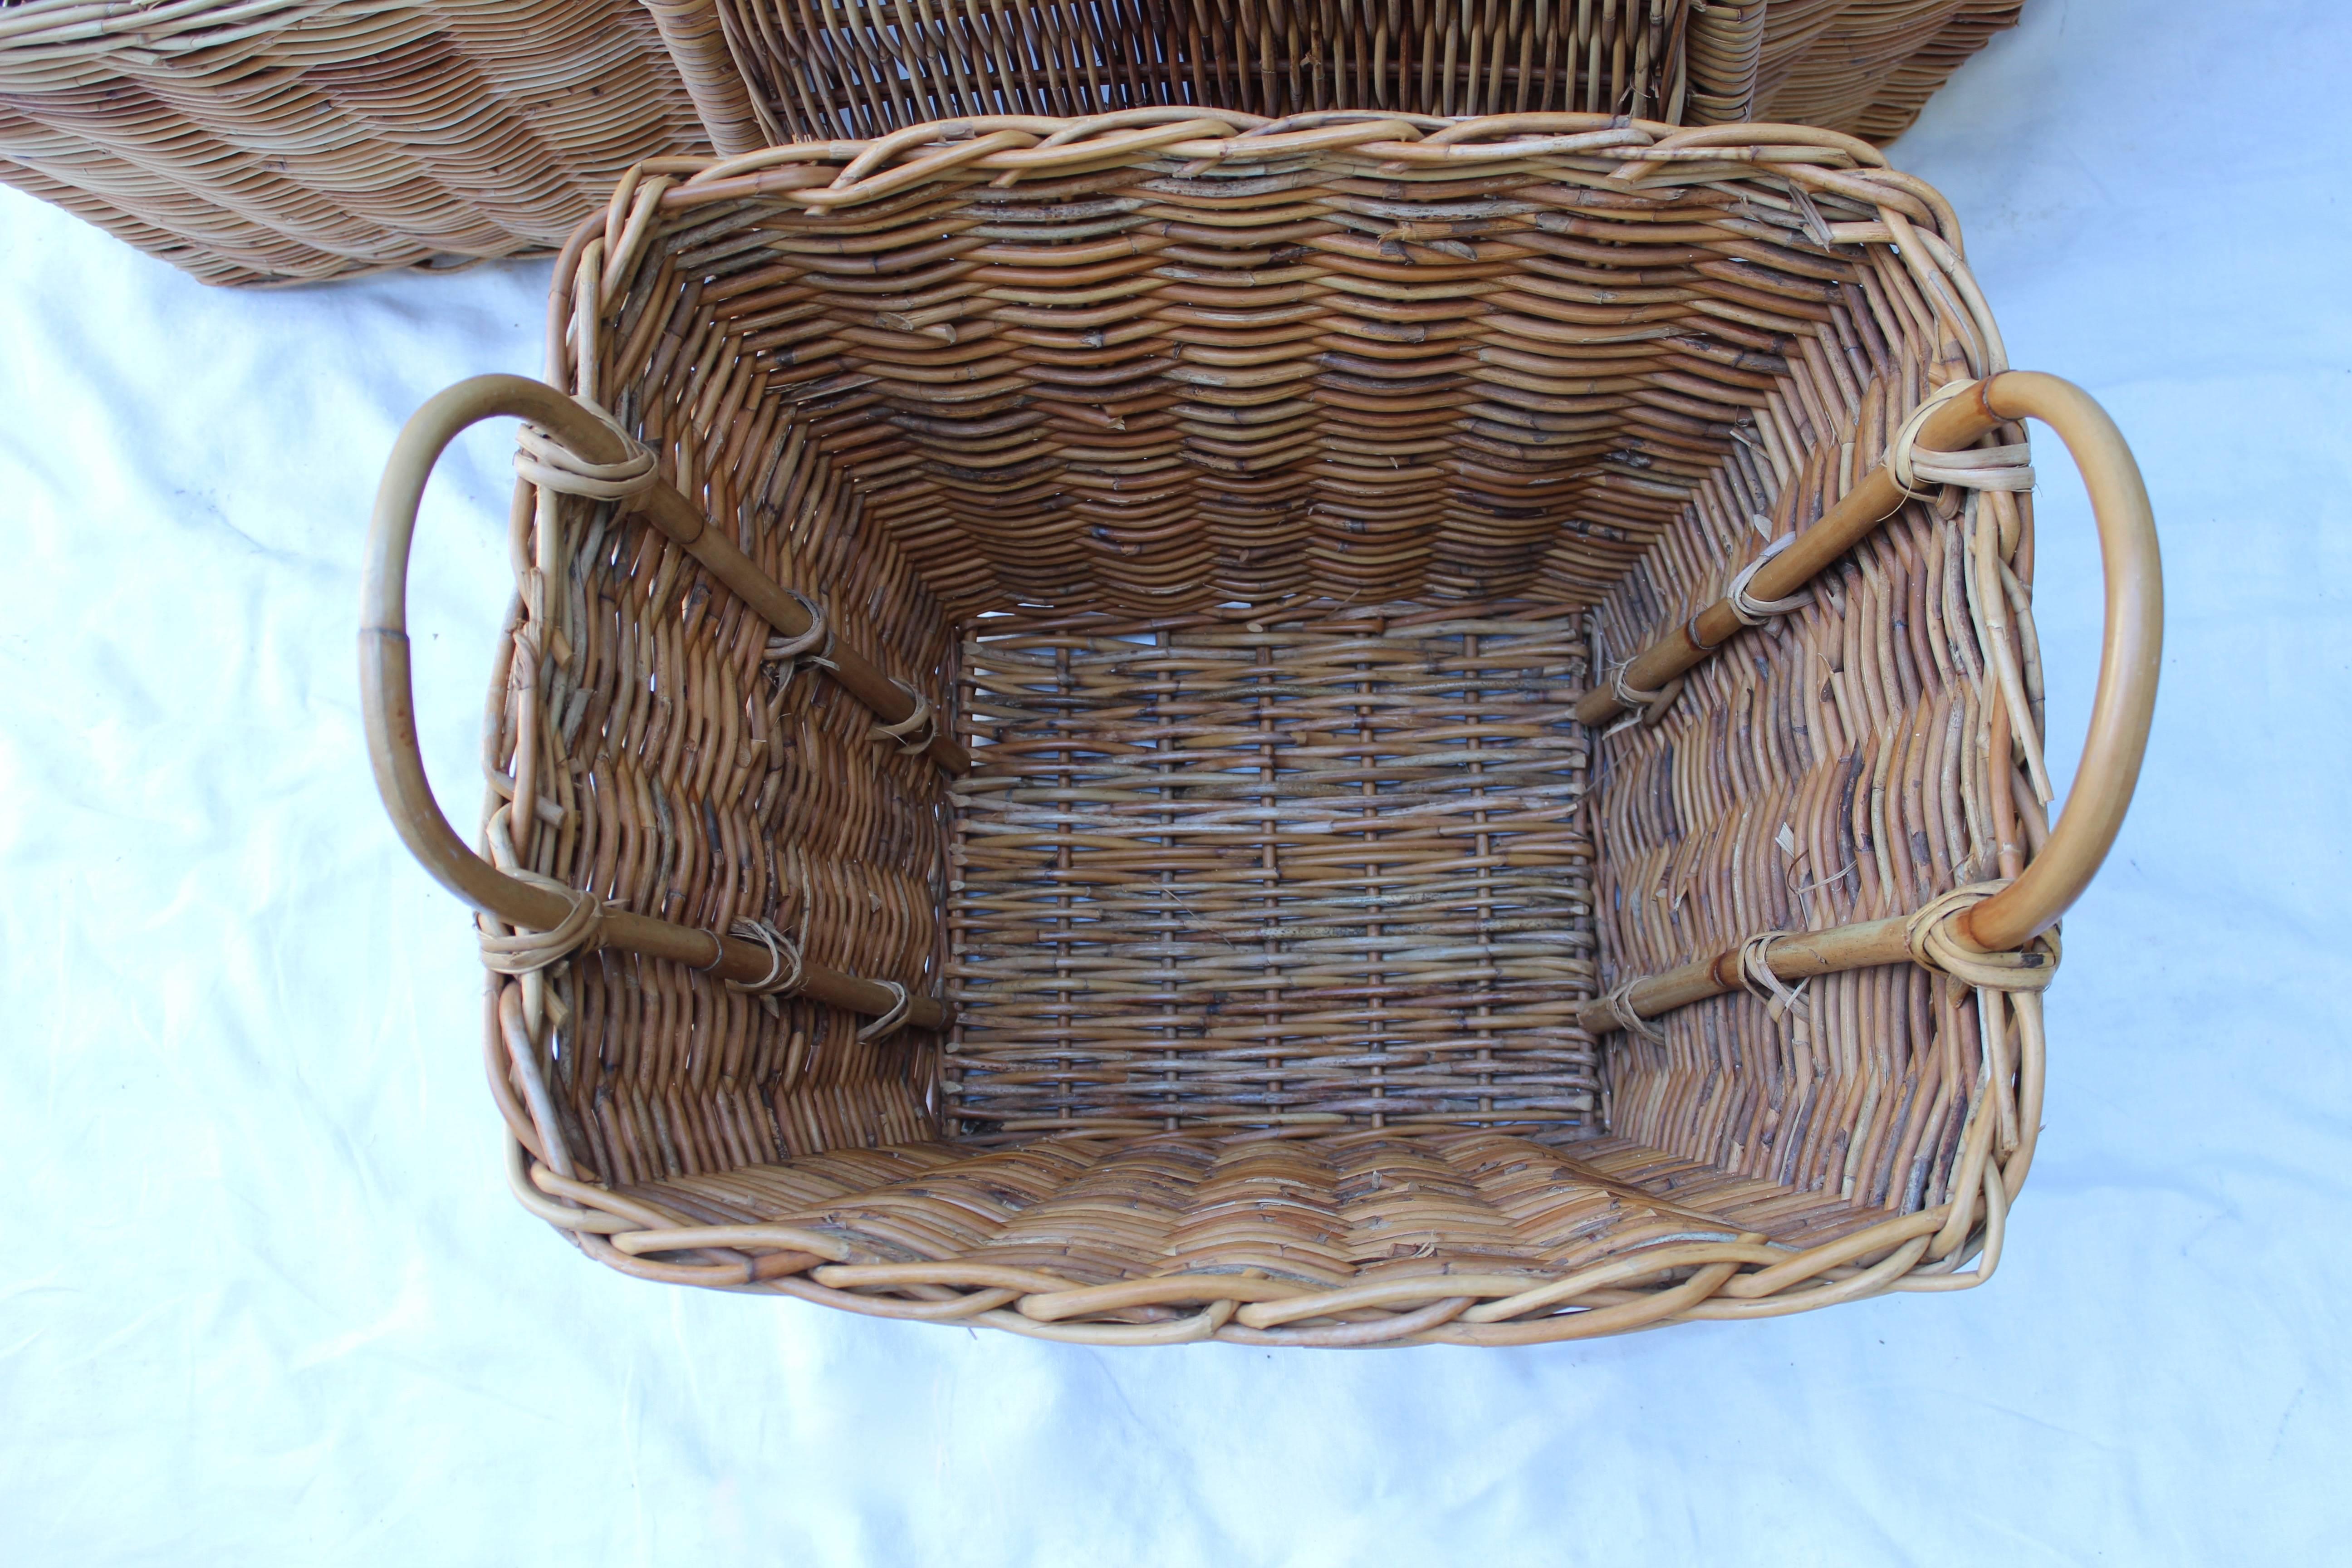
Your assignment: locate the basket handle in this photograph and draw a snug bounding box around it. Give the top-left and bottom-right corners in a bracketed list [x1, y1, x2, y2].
[360, 374, 949, 1029]
[1572, 373, 2157, 1037]
[1578, 370, 2160, 951]
[1957, 372, 2161, 951]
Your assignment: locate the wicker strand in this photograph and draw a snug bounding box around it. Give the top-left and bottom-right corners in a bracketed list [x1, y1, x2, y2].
[513, 399, 656, 503]
[1608, 660, 1666, 712]
[724, 918, 808, 1016]
[1889, 379, 2037, 499]
[1726, 533, 1814, 627]
[1904, 884, 2062, 991]
[476, 799, 610, 976]
[478, 870, 610, 975]
[1735, 931, 1811, 1021]
[1596, 977, 1668, 1045]
[856, 982, 916, 1043]
[764, 591, 836, 667]
[870, 681, 939, 757]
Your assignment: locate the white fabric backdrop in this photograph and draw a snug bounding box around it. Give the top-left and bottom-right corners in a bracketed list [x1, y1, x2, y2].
[4, 2, 2345, 1559]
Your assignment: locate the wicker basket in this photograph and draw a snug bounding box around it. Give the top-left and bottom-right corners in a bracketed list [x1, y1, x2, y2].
[704, 0, 2021, 146]
[363, 112, 2158, 1346]
[0, 0, 763, 286]
[1754, 0, 2027, 142]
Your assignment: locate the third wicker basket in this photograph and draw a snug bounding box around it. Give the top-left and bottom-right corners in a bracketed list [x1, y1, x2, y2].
[709, 0, 2024, 145]
[364, 110, 2158, 1346]
[0, 0, 760, 285]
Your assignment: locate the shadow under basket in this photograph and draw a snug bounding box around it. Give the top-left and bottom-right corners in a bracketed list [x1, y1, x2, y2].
[364, 113, 2158, 1347]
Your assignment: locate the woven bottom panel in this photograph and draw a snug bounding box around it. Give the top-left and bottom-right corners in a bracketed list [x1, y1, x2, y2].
[624, 1130, 1889, 1286]
[943, 605, 1600, 1137]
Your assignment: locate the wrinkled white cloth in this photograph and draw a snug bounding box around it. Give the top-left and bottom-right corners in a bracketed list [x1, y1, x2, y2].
[2, 2, 2346, 1560]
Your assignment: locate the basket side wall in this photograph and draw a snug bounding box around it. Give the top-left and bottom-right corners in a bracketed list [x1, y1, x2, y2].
[495, 273, 965, 1184]
[1587, 241, 2039, 1216]
[647, 159, 1965, 622]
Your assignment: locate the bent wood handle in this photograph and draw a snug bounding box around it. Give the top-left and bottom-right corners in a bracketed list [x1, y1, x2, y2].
[360, 374, 948, 1030]
[1959, 373, 2160, 950]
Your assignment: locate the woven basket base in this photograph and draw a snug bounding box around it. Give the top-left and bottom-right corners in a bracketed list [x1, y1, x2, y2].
[948, 603, 1599, 1139]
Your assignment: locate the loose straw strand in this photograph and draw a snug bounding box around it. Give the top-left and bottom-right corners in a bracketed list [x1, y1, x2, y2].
[871, 679, 940, 756]
[724, 917, 808, 1016]
[857, 982, 915, 1042]
[477, 803, 613, 976]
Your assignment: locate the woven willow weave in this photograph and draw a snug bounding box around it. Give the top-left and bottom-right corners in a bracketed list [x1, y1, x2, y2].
[364, 111, 2158, 1346]
[0, 0, 738, 285]
[710, 0, 2021, 145]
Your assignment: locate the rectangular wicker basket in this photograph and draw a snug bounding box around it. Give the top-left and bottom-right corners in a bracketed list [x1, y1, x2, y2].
[705, 0, 2022, 145]
[0, 0, 761, 285]
[363, 111, 2158, 1347]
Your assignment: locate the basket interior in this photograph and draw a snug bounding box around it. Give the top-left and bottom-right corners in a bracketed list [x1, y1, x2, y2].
[513, 131, 2023, 1294]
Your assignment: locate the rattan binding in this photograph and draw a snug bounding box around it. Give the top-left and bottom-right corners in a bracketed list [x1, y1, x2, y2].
[706, 0, 2021, 146]
[363, 111, 2158, 1347]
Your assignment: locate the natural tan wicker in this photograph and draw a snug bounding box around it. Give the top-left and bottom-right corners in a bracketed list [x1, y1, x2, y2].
[1754, 0, 2025, 142]
[363, 112, 2159, 1346]
[706, 0, 2020, 146]
[0, 0, 752, 286]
